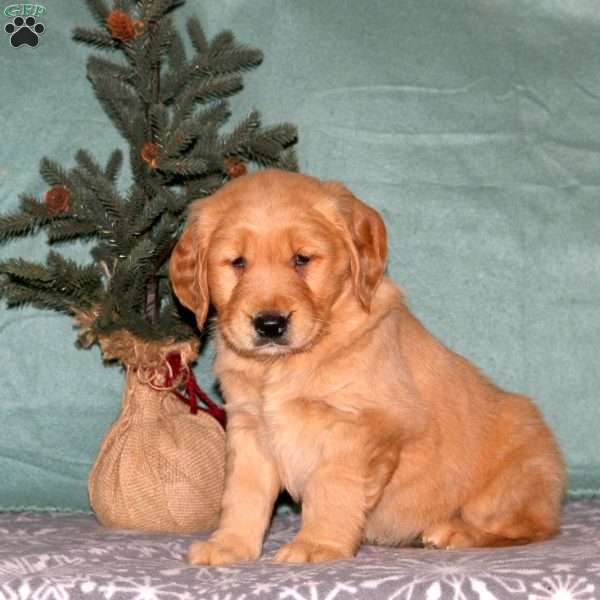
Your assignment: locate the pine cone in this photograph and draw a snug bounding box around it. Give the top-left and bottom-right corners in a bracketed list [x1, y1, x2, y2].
[106, 10, 137, 42]
[224, 158, 247, 178]
[45, 186, 70, 215]
[141, 143, 160, 169]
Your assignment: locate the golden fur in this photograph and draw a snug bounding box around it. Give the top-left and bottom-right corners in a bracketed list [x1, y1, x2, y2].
[169, 170, 565, 564]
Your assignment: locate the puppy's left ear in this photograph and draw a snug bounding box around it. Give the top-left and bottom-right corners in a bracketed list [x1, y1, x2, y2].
[324, 181, 388, 311]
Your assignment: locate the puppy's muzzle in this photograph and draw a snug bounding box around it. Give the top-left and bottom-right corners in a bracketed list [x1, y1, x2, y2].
[253, 312, 289, 345]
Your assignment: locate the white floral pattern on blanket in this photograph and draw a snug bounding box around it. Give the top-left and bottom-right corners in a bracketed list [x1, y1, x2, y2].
[0, 500, 598, 600]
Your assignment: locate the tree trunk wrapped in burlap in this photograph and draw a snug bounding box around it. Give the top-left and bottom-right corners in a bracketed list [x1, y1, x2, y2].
[78, 313, 226, 533]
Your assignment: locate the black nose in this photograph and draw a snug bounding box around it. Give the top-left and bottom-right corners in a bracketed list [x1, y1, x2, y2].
[253, 312, 288, 339]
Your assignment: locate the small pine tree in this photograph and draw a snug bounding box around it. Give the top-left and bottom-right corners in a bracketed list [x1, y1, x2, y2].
[0, 0, 298, 346]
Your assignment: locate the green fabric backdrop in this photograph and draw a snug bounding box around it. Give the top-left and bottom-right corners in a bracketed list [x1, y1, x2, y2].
[1, 0, 599, 510]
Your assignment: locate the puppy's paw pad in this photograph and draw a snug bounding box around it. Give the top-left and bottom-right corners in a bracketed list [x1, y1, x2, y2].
[274, 540, 349, 564]
[187, 539, 255, 565]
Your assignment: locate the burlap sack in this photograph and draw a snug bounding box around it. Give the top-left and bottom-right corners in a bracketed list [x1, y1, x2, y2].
[79, 316, 226, 533]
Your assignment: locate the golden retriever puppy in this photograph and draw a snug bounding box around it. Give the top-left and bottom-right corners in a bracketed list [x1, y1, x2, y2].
[169, 169, 565, 564]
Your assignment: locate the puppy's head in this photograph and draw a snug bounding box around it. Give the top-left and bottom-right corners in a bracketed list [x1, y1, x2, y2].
[169, 170, 387, 357]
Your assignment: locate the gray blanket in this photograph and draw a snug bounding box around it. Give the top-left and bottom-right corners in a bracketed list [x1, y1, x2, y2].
[1, 500, 598, 599]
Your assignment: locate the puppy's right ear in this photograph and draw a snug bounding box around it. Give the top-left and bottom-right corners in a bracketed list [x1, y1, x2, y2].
[169, 217, 210, 329]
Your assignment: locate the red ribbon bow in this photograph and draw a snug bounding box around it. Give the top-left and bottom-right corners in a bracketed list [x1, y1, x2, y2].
[165, 353, 226, 429]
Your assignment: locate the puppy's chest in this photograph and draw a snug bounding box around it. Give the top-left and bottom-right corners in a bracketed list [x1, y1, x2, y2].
[258, 380, 329, 499]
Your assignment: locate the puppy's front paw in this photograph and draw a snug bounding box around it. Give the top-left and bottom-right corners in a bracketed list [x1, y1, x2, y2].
[274, 539, 351, 564]
[188, 537, 258, 565]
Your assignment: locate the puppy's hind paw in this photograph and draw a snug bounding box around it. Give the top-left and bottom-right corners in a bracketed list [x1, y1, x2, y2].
[422, 520, 479, 549]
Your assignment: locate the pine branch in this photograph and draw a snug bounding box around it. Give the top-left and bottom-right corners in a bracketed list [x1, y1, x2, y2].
[221, 110, 261, 153]
[129, 115, 149, 158]
[66, 171, 127, 256]
[47, 220, 98, 243]
[170, 76, 242, 131]
[62, 186, 99, 223]
[186, 16, 208, 53]
[277, 148, 300, 172]
[84, 0, 110, 28]
[131, 191, 170, 235]
[167, 29, 186, 71]
[73, 27, 119, 49]
[142, 0, 183, 22]
[0, 282, 72, 313]
[124, 184, 148, 227]
[152, 294, 196, 339]
[105, 149, 124, 182]
[146, 16, 175, 68]
[161, 45, 261, 104]
[75, 149, 105, 179]
[0, 258, 53, 284]
[19, 195, 55, 219]
[210, 30, 235, 53]
[239, 131, 295, 167]
[93, 302, 193, 342]
[151, 211, 179, 252]
[111, 238, 156, 313]
[149, 103, 169, 144]
[1, 194, 65, 242]
[88, 55, 135, 83]
[185, 174, 225, 201]
[192, 75, 245, 103]
[0, 211, 53, 242]
[128, 147, 151, 195]
[89, 74, 137, 141]
[114, 0, 136, 12]
[70, 167, 124, 223]
[205, 46, 263, 75]
[90, 243, 116, 267]
[90, 71, 141, 109]
[158, 157, 209, 177]
[165, 101, 230, 157]
[126, 34, 154, 103]
[46, 251, 104, 306]
[259, 123, 298, 148]
[181, 46, 263, 80]
[114, 0, 136, 11]
[0, 253, 103, 310]
[117, 238, 156, 280]
[165, 190, 188, 214]
[189, 129, 220, 161]
[40, 158, 72, 188]
[158, 17, 177, 59]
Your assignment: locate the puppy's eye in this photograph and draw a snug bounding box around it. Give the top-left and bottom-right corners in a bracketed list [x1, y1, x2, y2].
[231, 256, 246, 269]
[293, 254, 311, 267]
